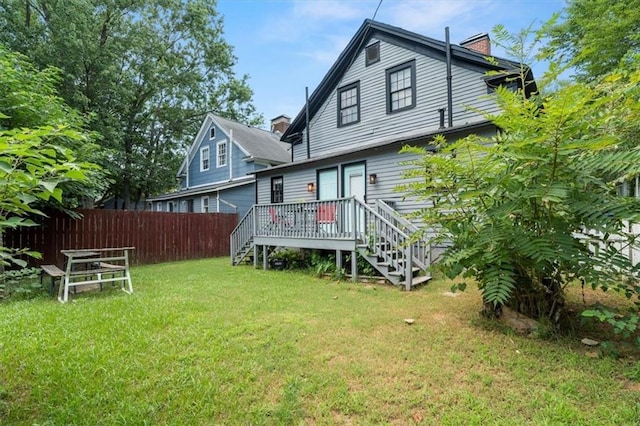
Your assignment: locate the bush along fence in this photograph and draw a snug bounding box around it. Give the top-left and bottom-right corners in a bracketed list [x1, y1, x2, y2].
[4, 209, 238, 267]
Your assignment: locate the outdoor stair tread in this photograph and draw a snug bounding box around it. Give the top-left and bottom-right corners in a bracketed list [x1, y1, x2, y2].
[411, 276, 432, 286]
[388, 267, 420, 276]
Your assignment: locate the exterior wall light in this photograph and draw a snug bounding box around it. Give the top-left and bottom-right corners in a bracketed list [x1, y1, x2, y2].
[369, 173, 377, 184]
[307, 182, 315, 192]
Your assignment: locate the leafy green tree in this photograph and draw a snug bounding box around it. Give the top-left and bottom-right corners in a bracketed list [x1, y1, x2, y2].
[0, 0, 261, 208]
[399, 28, 640, 330]
[547, 0, 640, 80]
[0, 46, 96, 266]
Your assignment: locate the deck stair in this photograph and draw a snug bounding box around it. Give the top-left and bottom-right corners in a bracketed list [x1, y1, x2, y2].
[230, 198, 432, 289]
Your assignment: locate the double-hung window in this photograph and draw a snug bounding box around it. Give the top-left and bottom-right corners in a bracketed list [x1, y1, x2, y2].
[217, 141, 227, 167]
[201, 196, 209, 213]
[386, 60, 416, 113]
[200, 146, 210, 171]
[271, 176, 283, 203]
[337, 82, 360, 127]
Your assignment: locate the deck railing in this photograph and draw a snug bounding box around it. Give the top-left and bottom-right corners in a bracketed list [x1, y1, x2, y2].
[230, 208, 255, 264]
[253, 198, 359, 240]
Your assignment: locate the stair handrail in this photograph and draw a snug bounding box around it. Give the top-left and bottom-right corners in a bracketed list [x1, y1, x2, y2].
[376, 200, 430, 271]
[354, 199, 415, 288]
[230, 205, 255, 265]
[376, 200, 419, 233]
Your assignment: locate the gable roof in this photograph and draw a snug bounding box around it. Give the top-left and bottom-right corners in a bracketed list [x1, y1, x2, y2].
[212, 115, 291, 163]
[281, 19, 535, 141]
[178, 113, 291, 176]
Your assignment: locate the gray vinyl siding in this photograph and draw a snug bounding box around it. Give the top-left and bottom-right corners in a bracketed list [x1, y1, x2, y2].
[293, 38, 499, 162]
[261, 125, 495, 223]
[257, 170, 317, 205]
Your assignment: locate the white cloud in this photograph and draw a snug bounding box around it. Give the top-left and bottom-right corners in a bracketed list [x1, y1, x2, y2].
[379, 0, 501, 41]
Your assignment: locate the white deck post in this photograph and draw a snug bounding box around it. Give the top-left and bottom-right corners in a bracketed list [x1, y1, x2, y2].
[351, 250, 357, 282]
[405, 244, 413, 291]
[263, 245, 268, 270]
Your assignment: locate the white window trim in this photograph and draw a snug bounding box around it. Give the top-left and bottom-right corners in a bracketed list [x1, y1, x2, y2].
[217, 140, 227, 168]
[210, 127, 216, 139]
[200, 146, 210, 172]
[201, 196, 209, 213]
[155, 203, 163, 212]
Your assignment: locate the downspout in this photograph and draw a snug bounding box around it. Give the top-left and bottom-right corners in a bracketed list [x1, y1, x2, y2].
[186, 160, 190, 188]
[305, 86, 310, 160]
[216, 191, 220, 213]
[445, 27, 453, 128]
[229, 129, 233, 181]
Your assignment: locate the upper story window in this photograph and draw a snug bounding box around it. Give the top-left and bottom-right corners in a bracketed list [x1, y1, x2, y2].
[210, 127, 216, 139]
[217, 141, 227, 167]
[200, 146, 210, 171]
[386, 60, 416, 113]
[365, 42, 380, 66]
[271, 176, 283, 203]
[337, 81, 360, 127]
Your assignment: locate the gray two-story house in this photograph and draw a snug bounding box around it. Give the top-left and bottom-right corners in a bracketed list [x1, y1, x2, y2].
[231, 20, 535, 288]
[148, 113, 291, 218]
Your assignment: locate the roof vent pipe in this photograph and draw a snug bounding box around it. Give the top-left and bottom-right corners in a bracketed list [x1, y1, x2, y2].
[305, 86, 311, 160]
[445, 27, 453, 128]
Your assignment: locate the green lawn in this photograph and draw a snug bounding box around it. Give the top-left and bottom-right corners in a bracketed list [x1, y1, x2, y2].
[1, 257, 638, 425]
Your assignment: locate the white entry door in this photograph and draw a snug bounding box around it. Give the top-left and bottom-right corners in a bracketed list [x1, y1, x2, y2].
[343, 163, 366, 235]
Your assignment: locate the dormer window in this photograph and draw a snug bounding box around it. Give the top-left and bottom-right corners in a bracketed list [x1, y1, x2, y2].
[337, 81, 360, 127]
[210, 127, 216, 139]
[217, 140, 227, 167]
[386, 60, 416, 113]
[365, 42, 380, 66]
[200, 146, 210, 171]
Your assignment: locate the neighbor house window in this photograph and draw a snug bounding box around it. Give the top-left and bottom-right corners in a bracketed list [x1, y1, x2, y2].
[271, 176, 283, 203]
[217, 141, 227, 167]
[618, 177, 639, 197]
[155, 203, 163, 212]
[201, 196, 209, 213]
[365, 41, 380, 66]
[337, 81, 360, 127]
[210, 127, 216, 139]
[386, 60, 416, 113]
[200, 146, 210, 171]
[186, 199, 194, 213]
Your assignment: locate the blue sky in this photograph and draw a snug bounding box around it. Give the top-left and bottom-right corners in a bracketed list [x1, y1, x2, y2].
[216, 0, 566, 128]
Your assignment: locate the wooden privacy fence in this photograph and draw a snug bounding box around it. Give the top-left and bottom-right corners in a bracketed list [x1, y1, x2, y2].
[4, 209, 238, 267]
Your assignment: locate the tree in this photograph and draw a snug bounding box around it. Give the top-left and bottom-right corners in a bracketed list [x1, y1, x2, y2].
[399, 26, 640, 331]
[0, 46, 96, 266]
[0, 0, 261, 208]
[546, 0, 640, 81]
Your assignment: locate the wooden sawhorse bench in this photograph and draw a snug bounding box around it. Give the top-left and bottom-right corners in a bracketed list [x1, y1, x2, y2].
[40, 264, 66, 295]
[58, 247, 135, 303]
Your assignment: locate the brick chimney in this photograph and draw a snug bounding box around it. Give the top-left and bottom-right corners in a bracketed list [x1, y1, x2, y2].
[270, 114, 291, 135]
[460, 33, 491, 55]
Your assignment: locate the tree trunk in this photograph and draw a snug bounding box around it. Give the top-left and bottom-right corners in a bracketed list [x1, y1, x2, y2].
[483, 274, 566, 327]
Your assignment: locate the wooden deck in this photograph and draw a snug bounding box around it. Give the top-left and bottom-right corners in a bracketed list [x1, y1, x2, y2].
[231, 198, 432, 290]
